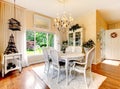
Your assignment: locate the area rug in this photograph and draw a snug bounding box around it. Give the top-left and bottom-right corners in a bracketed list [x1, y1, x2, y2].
[32, 65, 106, 89]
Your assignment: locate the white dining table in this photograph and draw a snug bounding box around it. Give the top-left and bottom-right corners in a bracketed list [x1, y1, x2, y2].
[60, 52, 85, 85]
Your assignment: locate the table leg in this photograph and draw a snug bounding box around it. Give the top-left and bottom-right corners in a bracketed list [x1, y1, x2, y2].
[65, 59, 68, 85]
[2, 64, 4, 77]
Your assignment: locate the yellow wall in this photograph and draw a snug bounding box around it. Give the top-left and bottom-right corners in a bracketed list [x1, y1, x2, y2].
[74, 10, 96, 42]
[96, 10, 108, 63]
[74, 10, 108, 64]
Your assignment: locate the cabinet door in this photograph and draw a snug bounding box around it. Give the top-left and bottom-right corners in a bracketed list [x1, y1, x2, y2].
[68, 28, 83, 47]
[75, 31, 81, 46]
[68, 33, 74, 46]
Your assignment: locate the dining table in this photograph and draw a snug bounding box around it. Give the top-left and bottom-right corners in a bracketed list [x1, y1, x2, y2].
[60, 52, 85, 85]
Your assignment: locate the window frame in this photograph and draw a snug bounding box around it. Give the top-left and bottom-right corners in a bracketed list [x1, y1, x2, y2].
[26, 30, 54, 55]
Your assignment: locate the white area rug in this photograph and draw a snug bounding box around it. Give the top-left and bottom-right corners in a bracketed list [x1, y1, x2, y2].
[32, 65, 106, 89]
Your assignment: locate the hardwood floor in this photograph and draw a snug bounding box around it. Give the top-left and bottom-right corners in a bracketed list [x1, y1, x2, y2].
[0, 61, 120, 89]
[0, 63, 49, 89]
[92, 62, 120, 89]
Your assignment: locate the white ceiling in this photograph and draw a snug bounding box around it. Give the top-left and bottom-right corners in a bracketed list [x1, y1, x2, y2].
[5, 0, 120, 23]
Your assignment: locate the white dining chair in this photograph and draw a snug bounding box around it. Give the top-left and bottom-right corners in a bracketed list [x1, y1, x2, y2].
[69, 47, 95, 89]
[50, 49, 65, 83]
[47, 47, 54, 60]
[42, 47, 52, 74]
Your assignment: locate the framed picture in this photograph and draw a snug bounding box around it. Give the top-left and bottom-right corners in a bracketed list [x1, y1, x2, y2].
[34, 14, 51, 29]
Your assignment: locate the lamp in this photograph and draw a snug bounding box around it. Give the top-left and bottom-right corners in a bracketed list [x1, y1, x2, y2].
[54, 0, 73, 31]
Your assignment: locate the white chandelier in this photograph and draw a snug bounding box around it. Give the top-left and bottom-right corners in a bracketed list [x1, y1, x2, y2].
[54, 0, 73, 31]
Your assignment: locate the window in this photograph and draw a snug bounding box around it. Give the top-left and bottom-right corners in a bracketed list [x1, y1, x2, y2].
[26, 30, 54, 55]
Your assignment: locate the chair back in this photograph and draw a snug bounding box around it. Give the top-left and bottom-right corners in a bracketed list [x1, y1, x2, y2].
[47, 47, 54, 59]
[42, 47, 49, 62]
[50, 49, 59, 68]
[85, 47, 95, 70]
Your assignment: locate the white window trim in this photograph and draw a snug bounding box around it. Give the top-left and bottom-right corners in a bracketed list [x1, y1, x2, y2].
[26, 30, 54, 56]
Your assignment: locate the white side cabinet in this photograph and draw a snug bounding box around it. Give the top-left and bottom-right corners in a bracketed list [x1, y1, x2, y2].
[2, 53, 22, 77]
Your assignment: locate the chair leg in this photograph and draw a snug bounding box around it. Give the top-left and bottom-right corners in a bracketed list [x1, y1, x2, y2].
[52, 66, 54, 79]
[69, 68, 72, 77]
[44, 63, 47, 73]
[84, 72, 88, 89]
[47, 63, 50, 75]
[57, 69, 60, 83]
[74, 70, 77, 77]
[69, 68, 76, 83]
[90, 70, 93, 82]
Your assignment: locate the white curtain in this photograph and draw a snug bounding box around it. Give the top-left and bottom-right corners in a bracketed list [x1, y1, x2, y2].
[16, 31, 28, 67]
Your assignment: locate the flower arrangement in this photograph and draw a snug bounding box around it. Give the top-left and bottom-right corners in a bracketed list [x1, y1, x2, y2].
[69, 24, 81, 31]
[61, 40, 68, 53]
[83, 39, 95, 48]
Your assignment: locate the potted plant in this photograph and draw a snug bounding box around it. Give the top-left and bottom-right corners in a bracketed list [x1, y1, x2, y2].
[83, 39, 95, 53]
